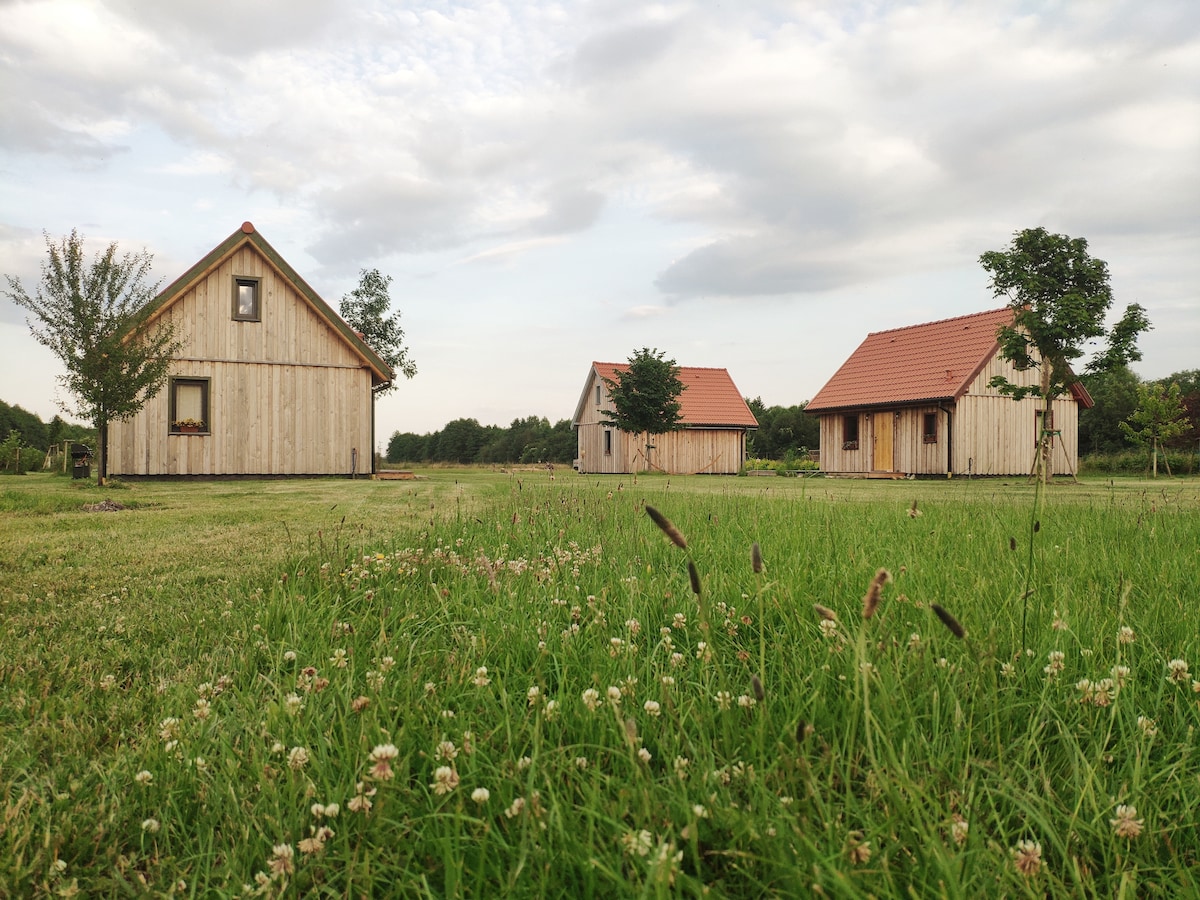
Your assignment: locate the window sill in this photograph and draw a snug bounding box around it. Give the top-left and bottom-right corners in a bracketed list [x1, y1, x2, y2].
[842, 442, 859, 451]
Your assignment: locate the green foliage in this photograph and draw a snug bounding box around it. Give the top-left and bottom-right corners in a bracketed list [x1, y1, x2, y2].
[1078, 365, 1141, 454]
[1121, 381, 1194, 476]
[2, 230, 182, 481]
[339, 268, 417, 395]
[600, 348, 685, 437]
[387, 417, 577, 465]
[1084, 302, 1151, 375]
[744, 396, 819, 459]
[0, 429, 46, 474]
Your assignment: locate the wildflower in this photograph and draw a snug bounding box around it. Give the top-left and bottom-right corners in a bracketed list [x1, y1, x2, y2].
[193, 698, 212, 720]
[1137, 715, 1158, 737]
[431, 766, 459, 795]
[436, 741, 458, 761]
[670, 651, 685, 667]
[366, 670, 385, 692]
[311, 802, 340, 818]
[606, 685, 622, 706]
[351, 695, 370, 713]
[527, 685, 541, 706]
[158, 718, 181, 742]
[1110, 804, 1144, 839]
[134, 770, 154, 786]
[471, 787, 490, 805]
[1091, 678, 1115, 707]
[1117, 626, 1136, 644]
[949, 816, 968, 847]
[193, 756, 207, 773]
[575, 756, 588, 769]
[1011, 839, 1042, 878]
[714, 690, 732, 710]
[368, 743, 399, 781]
[284, 693, 304, 716]
[517, 755, 533, 771]
[661, 675, 675, 687]
[622, 829, 655, 857]
[141, 818, 161, 834]
[819, 619, 839, 640]
[287, 746, 309, 771]
[582, 688, 600, 711]
[504, 797, 525, 819]
[737, 694, 756, 708]
[1111, 664, 1131, 687]
[693, 803, 709, 818]
[1051, 612, 1068, 631]
[283, 650, 297, 662]
[329, 649, 348, 668]
[99, 674, 116, 691]
[472, 666, 491, 687]
[1000, 662, 1016, 679]
[269, 843, 295, 878]
[845, 831, 871, 865]
[1044, 650, 1065, 677]
[378, 655, 395, 672]
[696, 641, 712, 662]
[674, 756, 690, 780]
[638, 747, 652, 763]
[1167, 659, 1190, 683]
[908, 632, 923, 651]
[673, 613, 687, 629]
[347, 782, 376, 813]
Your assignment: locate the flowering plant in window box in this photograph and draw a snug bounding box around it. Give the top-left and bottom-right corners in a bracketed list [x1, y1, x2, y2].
[172, 418, 206, 432]
[842, 441, 859, 451]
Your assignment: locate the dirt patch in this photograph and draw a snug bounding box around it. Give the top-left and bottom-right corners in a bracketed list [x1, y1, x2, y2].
[82, 499, 129, 512]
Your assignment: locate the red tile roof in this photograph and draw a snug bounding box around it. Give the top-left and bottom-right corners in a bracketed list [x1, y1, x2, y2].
[806, 308, 1015, 411]
[589, 363, 758, 427]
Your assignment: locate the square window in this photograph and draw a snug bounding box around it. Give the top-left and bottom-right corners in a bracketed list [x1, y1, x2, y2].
[922, 412, 938, 443]
[233, 277, 260, 321]
[170, 377, 210, 433]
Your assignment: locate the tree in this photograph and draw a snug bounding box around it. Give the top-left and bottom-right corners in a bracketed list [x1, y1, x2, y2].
[1077, 302, 1152, 456]
[3, 230, 181, 483]
[980, 226, 1142, 483]
[601, 348, 686, 472]
[339, 269, 416, 396]
[1120, 382, 1193, 477]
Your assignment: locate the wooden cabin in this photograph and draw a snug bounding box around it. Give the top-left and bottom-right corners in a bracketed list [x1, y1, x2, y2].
[107, 222, 393, 477]
[573, 363, 757, 474]
[805, 308, 1093, 477]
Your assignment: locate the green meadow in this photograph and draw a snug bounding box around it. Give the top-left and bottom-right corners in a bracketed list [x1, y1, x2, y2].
[2, 471, 1199, 898]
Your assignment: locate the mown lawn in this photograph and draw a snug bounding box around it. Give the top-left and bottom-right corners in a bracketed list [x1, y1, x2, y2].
[1, 470, 1199, 897]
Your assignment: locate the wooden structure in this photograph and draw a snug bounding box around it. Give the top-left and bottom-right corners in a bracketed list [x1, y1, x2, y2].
[108, 223, 393, 477]
[573, 363, 757, 474]
[806, 308, 1093, 477]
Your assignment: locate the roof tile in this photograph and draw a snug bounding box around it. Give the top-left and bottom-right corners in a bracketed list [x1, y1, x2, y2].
[593, 363, 758, 427]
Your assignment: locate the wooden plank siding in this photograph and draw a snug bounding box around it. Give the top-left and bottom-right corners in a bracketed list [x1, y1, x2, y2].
[108, 240, 376, 476]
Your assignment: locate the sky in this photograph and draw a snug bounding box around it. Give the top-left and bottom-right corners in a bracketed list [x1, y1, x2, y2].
[2, 0, 1197, 448]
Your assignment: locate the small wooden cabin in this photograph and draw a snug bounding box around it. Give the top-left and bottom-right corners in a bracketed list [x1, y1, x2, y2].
[805, 308, 1093, 477]
[108, 223, 393, 477]
[573, 363, 757, 474]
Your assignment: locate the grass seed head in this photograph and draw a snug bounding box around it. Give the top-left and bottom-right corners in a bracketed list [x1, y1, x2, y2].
[931, 603, 966, 639]
[862, 568, 890, 620]
[688, 560, 702, 597]
[813, 604, 837, 622]
[645, 505, 687, 549]
[751, 674, 764, 702]
[751, 542, 763, 574]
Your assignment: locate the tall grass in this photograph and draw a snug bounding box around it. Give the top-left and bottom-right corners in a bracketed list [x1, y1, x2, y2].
[1, 472, 1198, 896]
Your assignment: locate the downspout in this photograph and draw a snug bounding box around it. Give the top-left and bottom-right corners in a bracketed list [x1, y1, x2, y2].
[938, 402, 952, 477]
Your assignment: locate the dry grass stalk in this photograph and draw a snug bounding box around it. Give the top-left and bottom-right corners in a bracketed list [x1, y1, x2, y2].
[861, 568, 890, 620]
[931, 603, 966, 639]
[750, 674, 764, 702]
[751, 542, 763, 574]
[645, 505, 687, 549]
[688, 560, 702, 597]
[813, 604, 837, 621]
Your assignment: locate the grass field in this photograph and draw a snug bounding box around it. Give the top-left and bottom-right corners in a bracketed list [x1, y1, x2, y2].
[2, 470, 1199, 897]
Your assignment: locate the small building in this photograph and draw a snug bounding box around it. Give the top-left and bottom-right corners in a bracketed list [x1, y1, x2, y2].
[573, 363, 757, 474]
[108, 222, 393, 477]
[805, 308, 1093, 477]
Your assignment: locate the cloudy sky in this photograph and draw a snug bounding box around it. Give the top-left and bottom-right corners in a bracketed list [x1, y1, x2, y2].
[2, 0, 1197, 444]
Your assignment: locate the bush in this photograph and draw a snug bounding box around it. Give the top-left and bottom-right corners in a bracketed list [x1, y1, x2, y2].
[1080, 450, 1198, 476]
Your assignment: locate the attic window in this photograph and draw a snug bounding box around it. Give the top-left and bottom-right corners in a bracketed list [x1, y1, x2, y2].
[233, 277, 261, 321]
[595, 385, 602, 406]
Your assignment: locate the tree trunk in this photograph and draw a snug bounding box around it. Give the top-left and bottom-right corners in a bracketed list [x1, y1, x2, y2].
[97, 420, 108, 485]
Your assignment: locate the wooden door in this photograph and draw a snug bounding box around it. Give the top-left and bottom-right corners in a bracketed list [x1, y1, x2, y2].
[873, 413, 894, 472]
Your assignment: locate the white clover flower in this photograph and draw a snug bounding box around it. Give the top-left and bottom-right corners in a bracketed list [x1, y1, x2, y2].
[287, 746, 309, 771]
[471, 787, 490, 804]
[141, 818, 161, 834]
[472, 666, 491, 687]
[134, 770, 153, 786]
[582, 688, 600, 711]
[643, 700, 662, 717]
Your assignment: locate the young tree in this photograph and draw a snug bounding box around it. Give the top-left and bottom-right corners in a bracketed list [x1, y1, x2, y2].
[980, 226, 1144, 483]
[1120, 382, 1193, 477]
[3, 230, 180, 483]
[601, 348, 686, 471]
[339, 269, 417, 395]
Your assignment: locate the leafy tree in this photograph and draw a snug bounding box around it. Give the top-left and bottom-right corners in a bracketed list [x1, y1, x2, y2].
[1120, 381, 1194, 477]
[3, 230, 181, 483]
[601, 348, 685, 472]
[980, 226, 1142, 482]
[745, 397, 819, 460]
[1079, 365, 1141, 454]
[339, 269, 417, 396]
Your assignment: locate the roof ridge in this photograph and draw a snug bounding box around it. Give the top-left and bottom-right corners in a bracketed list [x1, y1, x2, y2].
[867, 306, 1011, 337]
